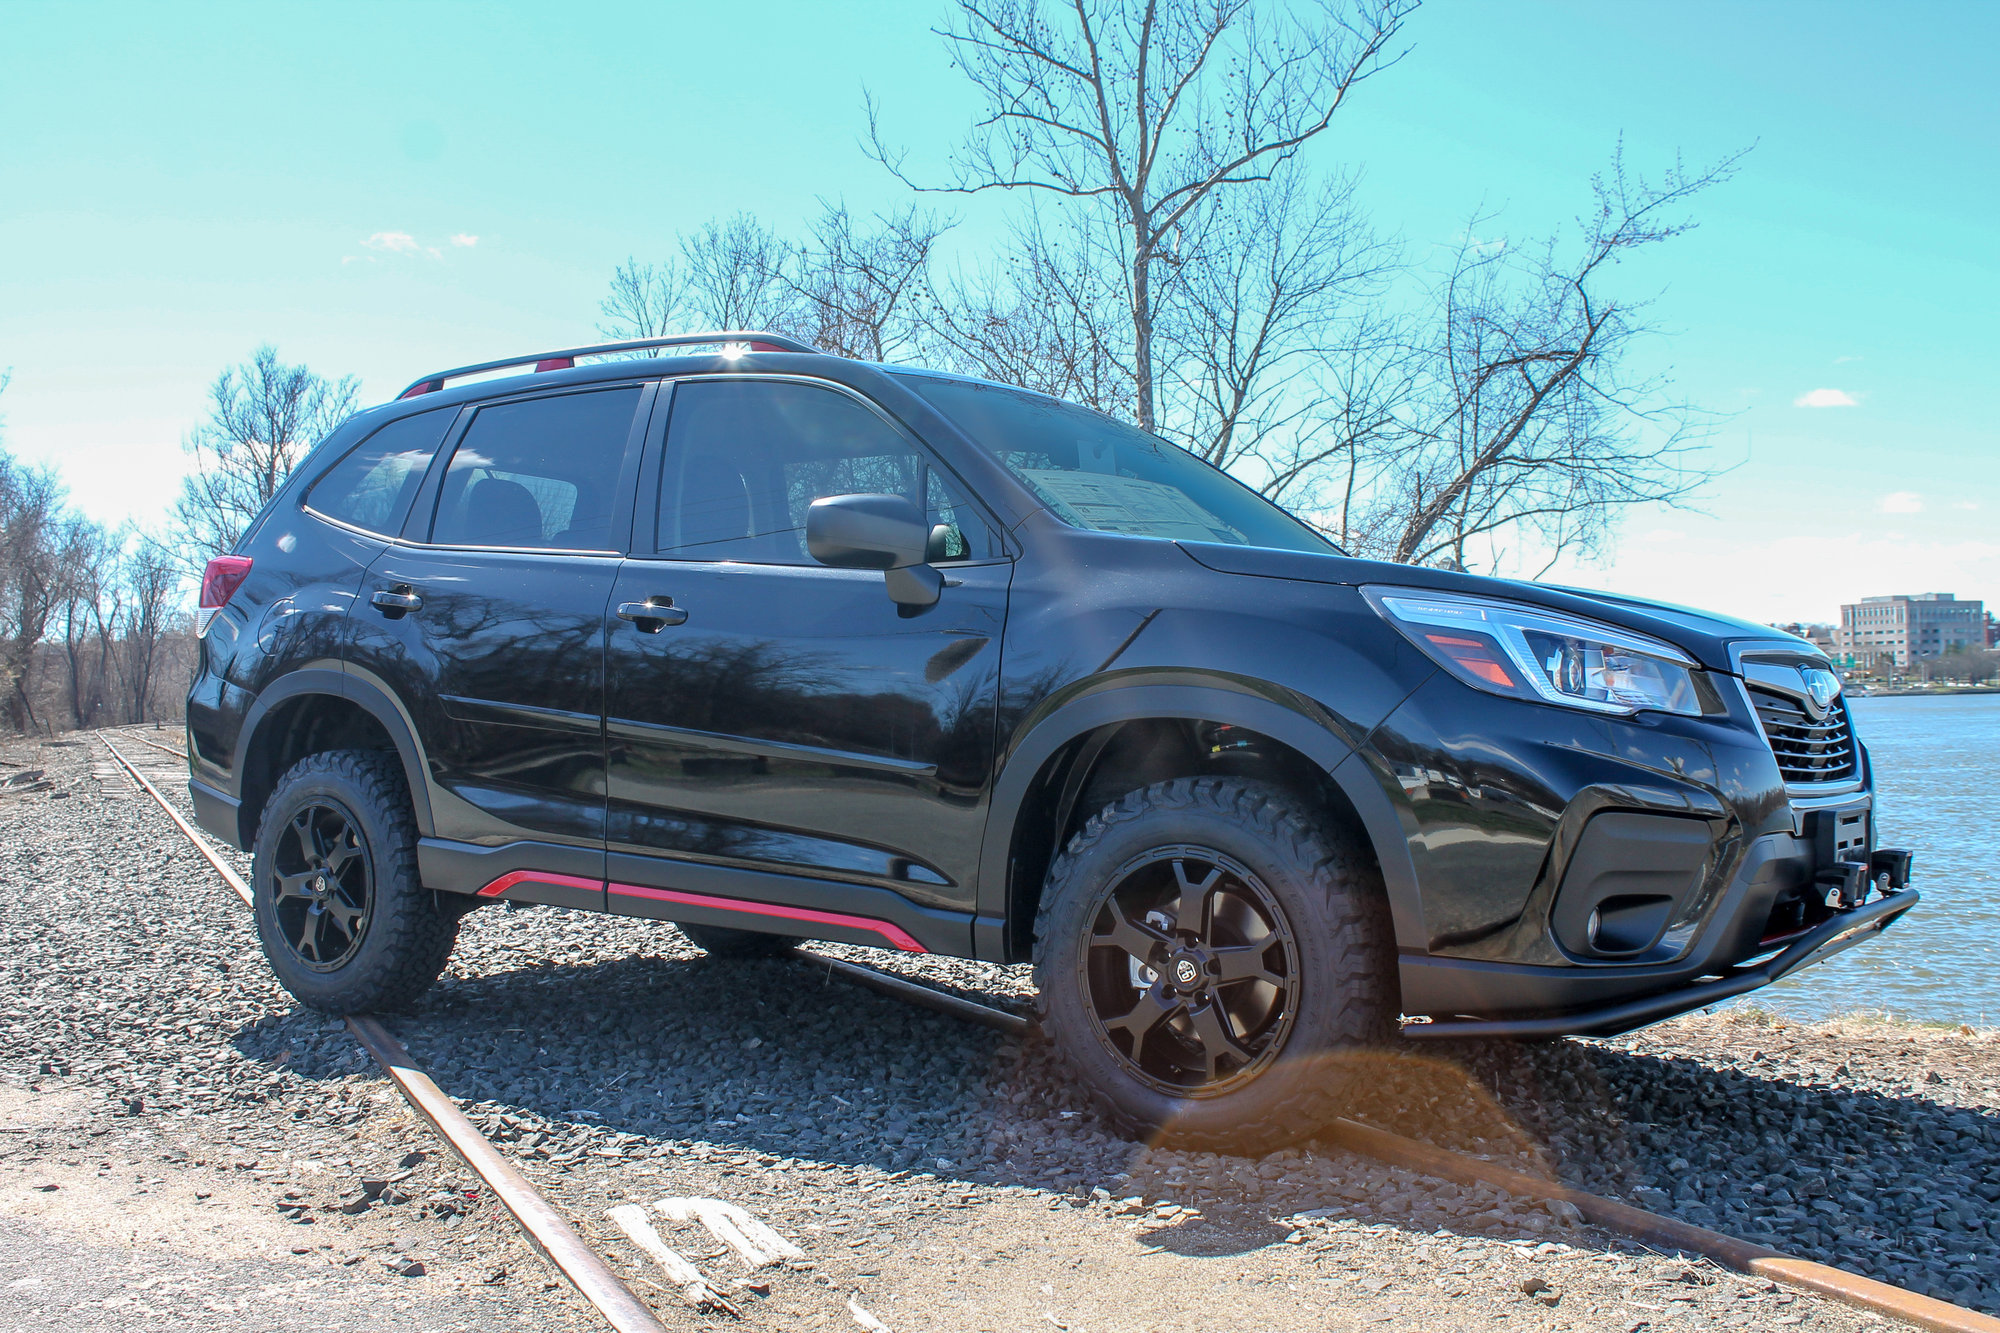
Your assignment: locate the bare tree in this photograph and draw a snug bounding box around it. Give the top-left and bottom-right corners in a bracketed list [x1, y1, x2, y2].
[1161, 171, 1395, 472]
[599, 257, 694, 342]
[55, 516, 119, 730]
[118, 538, 183, 723]
[1340, 147, 1743, 572]
[169, 346, 357, 573]
[602, 204, 953, 362]
[0, 455, 69, 732]
[922, 207, 1137, 414]
[600, 214, 799, 344]
[871, 0, 1413, 431]
[780, 204, 953, 361]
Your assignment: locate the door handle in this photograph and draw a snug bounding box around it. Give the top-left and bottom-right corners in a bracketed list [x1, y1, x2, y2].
[371, 587, 422, 616]
[617, 598, 688, 631]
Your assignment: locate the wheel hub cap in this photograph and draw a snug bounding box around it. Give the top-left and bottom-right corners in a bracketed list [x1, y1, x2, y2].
[1168, 951, 1206, 993]
[1079, 846, 1300, 1096]
[268, 800, 374, 972]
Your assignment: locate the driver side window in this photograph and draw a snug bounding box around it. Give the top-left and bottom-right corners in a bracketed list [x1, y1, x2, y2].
[654, 379, 990, 564]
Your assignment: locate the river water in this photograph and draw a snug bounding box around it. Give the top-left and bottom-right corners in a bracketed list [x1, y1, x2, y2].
[1752, 693, 2000, 1025]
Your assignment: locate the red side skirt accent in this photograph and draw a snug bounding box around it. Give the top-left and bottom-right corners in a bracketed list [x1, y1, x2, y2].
[607, 882, 927, 953]
[476, 870, 604, 899]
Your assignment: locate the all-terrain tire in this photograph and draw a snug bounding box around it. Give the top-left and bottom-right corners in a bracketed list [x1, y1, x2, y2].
[1032, 776, 1392, 1152]
[250, 750, 458, 1014]
[678, 922, 800, 958]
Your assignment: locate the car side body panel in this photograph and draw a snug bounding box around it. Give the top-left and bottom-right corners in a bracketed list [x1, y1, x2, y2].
[186, 345, 1908, 1044]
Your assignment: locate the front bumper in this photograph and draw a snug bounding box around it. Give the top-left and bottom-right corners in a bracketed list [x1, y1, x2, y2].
[1401, 887, 1918, 1040]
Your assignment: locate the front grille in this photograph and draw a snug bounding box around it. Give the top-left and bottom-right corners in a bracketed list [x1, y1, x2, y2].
[1750, 688, 1858, 785]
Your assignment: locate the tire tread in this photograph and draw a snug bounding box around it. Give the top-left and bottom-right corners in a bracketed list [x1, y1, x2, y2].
[252, 749, 457, 1014]
[1030, 776, 1391, 1149]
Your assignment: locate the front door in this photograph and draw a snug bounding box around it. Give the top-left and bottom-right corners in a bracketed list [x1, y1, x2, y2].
[349, 383, 651, 901]
[602, 376, 1011, 953]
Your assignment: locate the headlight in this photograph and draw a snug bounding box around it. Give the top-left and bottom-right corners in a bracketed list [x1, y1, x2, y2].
[1365, 587, 1705, 718]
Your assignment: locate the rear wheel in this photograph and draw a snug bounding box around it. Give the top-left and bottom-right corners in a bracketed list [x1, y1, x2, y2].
[678, 922, 799, 958]
[1033, 776, 1391, 1151]
[251, 750, 457, 1014]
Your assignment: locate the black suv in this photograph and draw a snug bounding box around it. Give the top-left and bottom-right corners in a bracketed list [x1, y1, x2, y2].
[187, 331, 1918, 1147]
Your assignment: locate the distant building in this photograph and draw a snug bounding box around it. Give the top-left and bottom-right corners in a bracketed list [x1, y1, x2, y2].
[1834, 593, 1986, 668]
[1773, 622, 1837, 655]
[1989, 613, 2000, 650]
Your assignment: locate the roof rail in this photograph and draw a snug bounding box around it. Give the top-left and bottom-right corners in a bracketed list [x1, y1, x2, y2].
[395, 331, 822, 400]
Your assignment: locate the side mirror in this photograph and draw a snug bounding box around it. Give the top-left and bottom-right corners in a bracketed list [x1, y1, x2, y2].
[806, 493, 942, 608]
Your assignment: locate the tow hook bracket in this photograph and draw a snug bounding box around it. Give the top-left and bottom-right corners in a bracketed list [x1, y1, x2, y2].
[1869, 847, 1915, 892]
[1818, 861, 1868, 910]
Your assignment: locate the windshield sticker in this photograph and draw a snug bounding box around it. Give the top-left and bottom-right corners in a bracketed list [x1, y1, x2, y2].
[1022, 469, 1248, 543]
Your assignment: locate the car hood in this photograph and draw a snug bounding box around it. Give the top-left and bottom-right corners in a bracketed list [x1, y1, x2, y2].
[1175, 542, 1816, 674]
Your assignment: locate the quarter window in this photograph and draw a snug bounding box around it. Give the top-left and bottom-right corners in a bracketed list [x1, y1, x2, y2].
[654, 379, 989, 565]
[430, 389, 641, 550]
[306, 408, 455, 536]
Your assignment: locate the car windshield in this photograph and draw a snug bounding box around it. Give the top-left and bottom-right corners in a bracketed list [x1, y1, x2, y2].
[901, 375, 1337, 554]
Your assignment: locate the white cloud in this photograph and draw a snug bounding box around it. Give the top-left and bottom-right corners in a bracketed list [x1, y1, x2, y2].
[450, 233, 479, 248]
[1880, 491, 1924, 514]
[363, 230, 420, 254]
[1954, 501, 1982, 512]
[1794, 387, 1859, 408]
[1833, 354, 1863, 365]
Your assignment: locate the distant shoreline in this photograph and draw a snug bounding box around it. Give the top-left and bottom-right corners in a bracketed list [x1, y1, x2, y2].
[1849, 685, 2000, 698]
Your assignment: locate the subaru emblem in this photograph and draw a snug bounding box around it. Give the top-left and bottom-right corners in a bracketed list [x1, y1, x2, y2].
[1799, 666, 1841, 717]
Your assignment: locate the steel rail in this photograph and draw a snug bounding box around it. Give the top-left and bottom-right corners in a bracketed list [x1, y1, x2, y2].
[120, 730, 186, 762]
[346, 1015, 669, 1333]
[96, 735, 670, 1333]
[102, 735, 250, 907]
[1322, 1116, 2000, 1333]
[96, 735, 1999, 1333]
[805, 956, 2000, 1331]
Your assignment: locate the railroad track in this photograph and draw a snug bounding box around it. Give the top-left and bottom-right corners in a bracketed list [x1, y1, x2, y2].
[96, 733, 1999, 1333]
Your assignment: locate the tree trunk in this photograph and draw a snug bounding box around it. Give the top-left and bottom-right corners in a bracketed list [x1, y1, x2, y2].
[1131, 230, 1155, 432]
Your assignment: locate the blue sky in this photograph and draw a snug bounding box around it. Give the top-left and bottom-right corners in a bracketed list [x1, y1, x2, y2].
[2, 0, 1994, 623]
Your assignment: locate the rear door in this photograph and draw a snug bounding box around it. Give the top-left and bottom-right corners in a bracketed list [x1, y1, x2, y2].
[600, 375, 1011, 952]
[347, 383, 653, 901]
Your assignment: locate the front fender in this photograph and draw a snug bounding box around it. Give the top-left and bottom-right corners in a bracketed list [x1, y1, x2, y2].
[975, 678, 1425, 960]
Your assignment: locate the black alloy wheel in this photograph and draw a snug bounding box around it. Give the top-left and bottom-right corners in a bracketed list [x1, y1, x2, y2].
[251, 750, 459, 1015]
[1033, 776, 1391, 1150]
[1081, 845, 1300, 1095]
[268, 801, 374, 971]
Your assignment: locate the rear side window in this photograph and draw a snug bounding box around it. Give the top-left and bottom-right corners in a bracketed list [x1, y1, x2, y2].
[305, 408, 455, 536]
[429, 388, 641, 550]
[654, 379, 991, 564]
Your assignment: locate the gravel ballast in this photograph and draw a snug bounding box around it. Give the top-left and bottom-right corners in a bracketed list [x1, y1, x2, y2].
[3, 730, 1994, 1328]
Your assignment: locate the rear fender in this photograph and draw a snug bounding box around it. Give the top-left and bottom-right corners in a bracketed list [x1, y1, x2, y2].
[233, 668, 436, 846]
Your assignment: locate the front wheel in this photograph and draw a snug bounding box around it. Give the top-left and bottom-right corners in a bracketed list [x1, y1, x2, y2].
[251, 750, 457, 1014]
[1032, 777, 1392, 1151]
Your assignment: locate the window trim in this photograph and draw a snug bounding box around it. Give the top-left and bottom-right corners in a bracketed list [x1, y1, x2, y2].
[632, 372, 1012, 568]
[299, 404, 466, 541]
[389, 381, 659, 557]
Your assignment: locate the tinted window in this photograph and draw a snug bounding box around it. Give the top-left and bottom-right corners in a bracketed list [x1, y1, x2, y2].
[655, 379, 989, 564]
[305, 408, 455, 535]
[902, 375, 1335, 554]
[430, 388, 641, 550]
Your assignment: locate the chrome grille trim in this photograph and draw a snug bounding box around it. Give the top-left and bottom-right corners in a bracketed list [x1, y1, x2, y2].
[1748, 686, 1859, 785]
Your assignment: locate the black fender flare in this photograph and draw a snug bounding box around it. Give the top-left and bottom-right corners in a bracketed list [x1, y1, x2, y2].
[233, 667, 436, 845]
[974, 679, 1422, 959]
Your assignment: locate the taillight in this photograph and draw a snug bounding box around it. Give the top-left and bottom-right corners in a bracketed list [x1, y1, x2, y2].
[197, 555, 253, 636]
